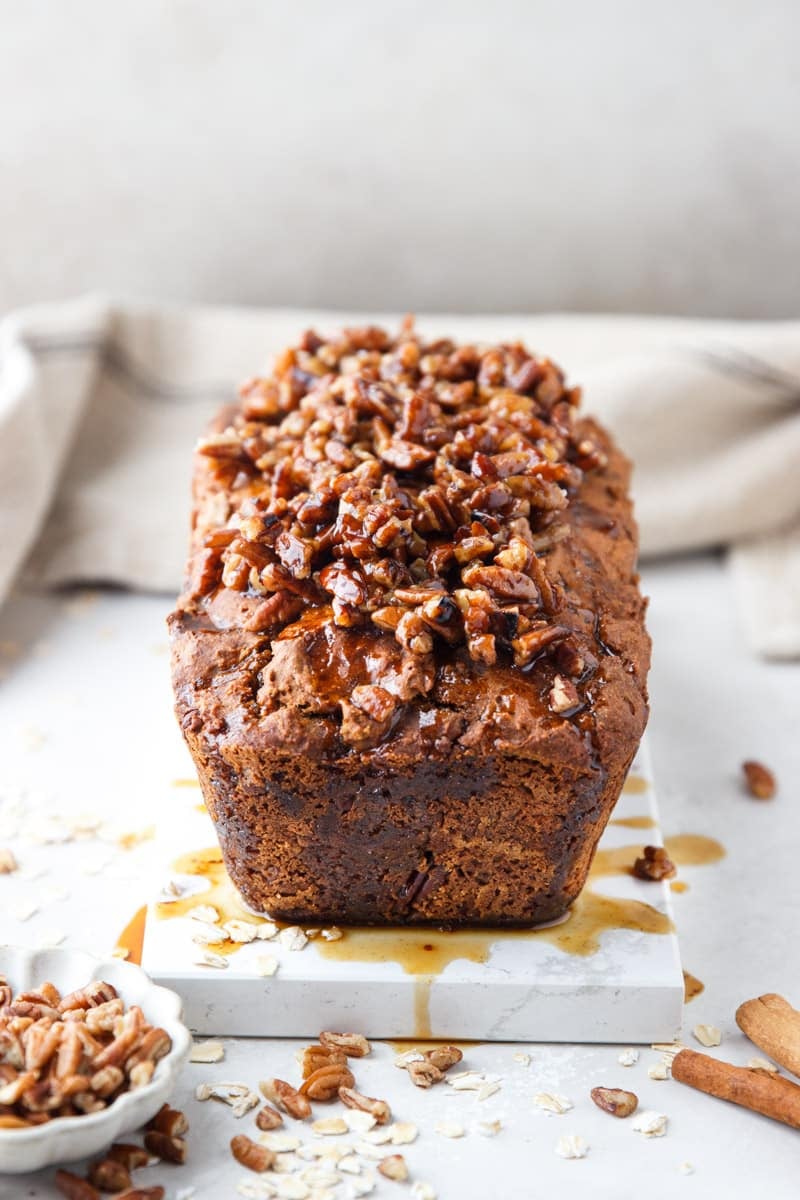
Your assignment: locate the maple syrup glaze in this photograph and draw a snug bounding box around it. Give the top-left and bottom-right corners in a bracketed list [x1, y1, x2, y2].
[683, 971, 705, 1002]
[610, 814, 656, 830]
[115, 905, 147, 966]
[621, 775, 649, 795]
[670, 880, 689, 894]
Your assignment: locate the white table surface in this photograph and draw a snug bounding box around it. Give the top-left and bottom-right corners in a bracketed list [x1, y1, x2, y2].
[1, 554, 798, 1199]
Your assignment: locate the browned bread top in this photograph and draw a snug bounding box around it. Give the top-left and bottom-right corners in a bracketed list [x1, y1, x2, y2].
[170, 322, 649, 768]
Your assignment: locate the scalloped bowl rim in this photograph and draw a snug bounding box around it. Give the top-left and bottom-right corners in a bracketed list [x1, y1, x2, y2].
[0, 945, 192, 1172]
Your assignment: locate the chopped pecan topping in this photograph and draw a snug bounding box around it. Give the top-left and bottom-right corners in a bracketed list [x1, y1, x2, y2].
[632, 845, 677, 881]
[188, 322, 600, 668]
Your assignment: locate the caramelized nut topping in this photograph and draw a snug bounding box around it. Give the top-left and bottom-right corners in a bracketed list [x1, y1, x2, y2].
[185, 322, 600, 675]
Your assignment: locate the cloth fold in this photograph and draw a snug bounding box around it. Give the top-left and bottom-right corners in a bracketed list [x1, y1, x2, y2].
[1, 297, 798, 657]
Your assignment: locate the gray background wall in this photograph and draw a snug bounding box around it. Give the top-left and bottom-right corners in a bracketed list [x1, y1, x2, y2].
[1, 0, 798, 318]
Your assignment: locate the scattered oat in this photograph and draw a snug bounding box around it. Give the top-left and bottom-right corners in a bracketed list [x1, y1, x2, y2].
[361, 1128, 393, 1147]
[190, 1040, 226, 1063]
[350, 1178, 377, 1197]
[394, 1049, 424, 1069]
[256, 921, 279, 940]
[554, 1134, 589, 1159]
[477, 1081, 501, 1101]
[188, 904, 221, 923]
[0, 848, 18, 874]
[274, 1178, 310, 1199]
[632, 1110, 668, 1137]
[389, 1123, 418, 1145]
[410, 1184, 436, 1200]
[434, 1120, 465, 1139]
[312, 1117, 348, 1136]
[748, 1056, 778, 1072]
[192, 922, 226, 945]
[41, 883, 69, 903]
[692, 1024, 722, 1048]
[193, 950, 229, 969]
[378, 1155, 409, 1182]
[321, 927, 343, 941]
[648, 1060, 671, 1080]
[477, 1118, 502, 1136]
[260, 1133, 302, 1154]
[679, 1162, 694, 1175]
[343, 1110, 376, 1134]
[338, 1155, 361, 1175]
[279, 926, 309, 952]
[237, 1183, 276, 1199]
[21, 726, 46, 752]
[618, 1048, 640, 1067]
[512, 1052, 530, 1066]
[159, 879, 186, 901]
[12, 900, 38, 921]
[652, 1042, 684, 1056]
[445, 1071, 485, 1091]
[534, 1092, 573, 1115]
[225, 919, 260, 943]
[255, 955, 279, 977]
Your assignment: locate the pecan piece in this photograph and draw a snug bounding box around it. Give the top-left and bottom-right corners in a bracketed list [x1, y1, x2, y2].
[590, 1085, 638, 1117]
[146, 1103, 189, 1137]
[55, 1172, 100, 1200]
[143, 1130, 187, 1164]
[319, 1030, 372, 1058]
[339, 1085, 392, 1124]
[378, 1154, 409, 1182]
[107, 1144, 150, 1171]
[407, 1059, 444, 1088]
[230, 1133, 275, 1172]
[424, 1045, 463, 1072]
[87, 1158, 132, 1192]
[298, 1043, 348, 1079]
[299, 1062, 355, 1100]
[742, 760, 776, 800]
[548, 674, 580, 714]
[632, 845, 676, 882]
[255, 1102, 284, 1131]
[259, 1077, 311, 1120]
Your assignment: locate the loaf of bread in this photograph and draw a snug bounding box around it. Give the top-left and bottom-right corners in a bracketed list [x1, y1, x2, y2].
[169, 322, 650, 926]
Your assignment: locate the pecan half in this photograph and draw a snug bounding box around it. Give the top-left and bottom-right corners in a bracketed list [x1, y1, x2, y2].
[590, 1085, 638, 1117]
[318, 1030, 371, 1058]
[230, 1133, 275, 1172]
[299, 1062, 355, 1100]
[259, 1077, 311, 1120]
[338, 1085, 391, 1124]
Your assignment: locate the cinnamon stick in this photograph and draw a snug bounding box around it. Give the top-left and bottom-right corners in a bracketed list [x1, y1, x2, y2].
[672, 1049, 800, 1130]
[736, 993, 800, 1079]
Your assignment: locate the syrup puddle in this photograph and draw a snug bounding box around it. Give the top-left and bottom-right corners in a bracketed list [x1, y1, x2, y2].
[683, 970, 705, 1003]
[621, 775, 649, 795]
[115, 904, 147, 965]
[142, 832, 723, 1037]
[610, 815, 656, 830]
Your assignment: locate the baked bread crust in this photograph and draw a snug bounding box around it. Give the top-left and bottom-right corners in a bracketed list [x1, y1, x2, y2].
[169, 323, 650, 926]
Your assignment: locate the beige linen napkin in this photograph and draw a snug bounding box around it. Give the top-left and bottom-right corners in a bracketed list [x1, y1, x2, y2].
[1, 296, 798, 657]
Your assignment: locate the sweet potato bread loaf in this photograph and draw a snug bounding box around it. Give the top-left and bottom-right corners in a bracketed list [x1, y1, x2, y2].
[169, 322, 650, 926]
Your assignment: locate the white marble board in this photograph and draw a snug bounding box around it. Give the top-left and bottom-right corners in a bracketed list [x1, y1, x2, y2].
[141, 742, 683, 1043]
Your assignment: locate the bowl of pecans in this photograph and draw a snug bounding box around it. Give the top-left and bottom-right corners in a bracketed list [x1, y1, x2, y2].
[0, 945, 192, 1172]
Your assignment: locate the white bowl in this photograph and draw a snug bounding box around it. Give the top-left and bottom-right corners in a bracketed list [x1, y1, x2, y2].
[0, 945, 192, 1173]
